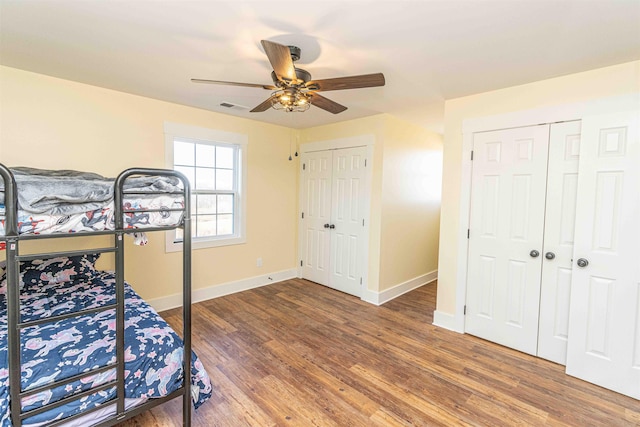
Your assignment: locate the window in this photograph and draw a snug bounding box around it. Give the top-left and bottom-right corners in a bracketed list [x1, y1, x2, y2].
[164, 122, 247, 251]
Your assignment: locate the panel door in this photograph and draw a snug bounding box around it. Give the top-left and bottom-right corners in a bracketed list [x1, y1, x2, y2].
[300, 151, 332, 286]
[566, 110, 640, 399]
[466, 124, 550, 355]
[537, 121, 581, 365]
[329, 146, 367, 296]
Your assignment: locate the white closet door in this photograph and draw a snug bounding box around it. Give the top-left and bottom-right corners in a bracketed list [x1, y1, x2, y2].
[537, 121, 581, 365]
[566, 110, 640, 399]
[300, 151, 333, 286]
[330, 147, 367, 296]
[466, 124, 550, 355]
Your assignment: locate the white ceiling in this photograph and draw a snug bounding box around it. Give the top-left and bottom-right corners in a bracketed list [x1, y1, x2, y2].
[1, 1, 639, 133]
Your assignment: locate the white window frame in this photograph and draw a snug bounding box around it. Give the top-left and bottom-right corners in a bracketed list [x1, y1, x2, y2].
[164, 121, 247, 252]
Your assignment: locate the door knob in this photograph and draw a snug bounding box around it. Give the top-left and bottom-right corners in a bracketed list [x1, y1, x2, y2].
[545, 252, 555, 260]
[329, 224, 335, 229]
[530, 250, 540, 258]
[324, 224, 330, 228]
[577, 258, 589, 268]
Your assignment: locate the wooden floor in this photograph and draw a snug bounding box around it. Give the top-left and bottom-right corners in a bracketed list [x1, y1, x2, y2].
[120, 279, 640, 426]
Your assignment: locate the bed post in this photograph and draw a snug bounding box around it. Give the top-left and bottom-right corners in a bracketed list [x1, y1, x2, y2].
[114, 174, 127, 419]
[114, 168, 193, 425]
[0, 164, 18, 237]
[1, 164, 22, 426]
[182, 175, 192, 427]
[6, 236, 21, 427]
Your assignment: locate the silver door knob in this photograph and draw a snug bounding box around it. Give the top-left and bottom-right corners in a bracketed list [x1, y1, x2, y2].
[530, 250, 540, 258]
[545, 252, 555, 260]
[577, 258, 589, 268]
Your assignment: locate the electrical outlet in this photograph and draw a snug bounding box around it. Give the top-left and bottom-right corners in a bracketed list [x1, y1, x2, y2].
[257, 257, 263, 267]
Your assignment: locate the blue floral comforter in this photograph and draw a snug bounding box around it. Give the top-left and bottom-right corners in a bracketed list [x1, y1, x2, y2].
[0, 261, 212, 426]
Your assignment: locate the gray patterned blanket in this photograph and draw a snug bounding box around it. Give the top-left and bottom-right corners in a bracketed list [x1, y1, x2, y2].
[0, 167, 183, 215]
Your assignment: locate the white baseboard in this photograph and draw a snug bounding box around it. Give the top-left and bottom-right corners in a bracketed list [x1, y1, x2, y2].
[147, 268, 298, 312]
[163, 268, 437, 312]
[433, 310, 465, 333]
[361, 270, 437, 306]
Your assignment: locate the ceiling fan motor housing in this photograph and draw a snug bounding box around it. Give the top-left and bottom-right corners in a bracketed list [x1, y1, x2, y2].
[271, 68, 311, 86]
[269, 45, 310, 86]
[288, 45, 301, 62]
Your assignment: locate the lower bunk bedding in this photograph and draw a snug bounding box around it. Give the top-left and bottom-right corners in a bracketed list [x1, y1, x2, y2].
[0, 255, 212, 426]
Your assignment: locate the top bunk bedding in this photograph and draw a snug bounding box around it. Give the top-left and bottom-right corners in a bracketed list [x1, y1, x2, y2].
[0, 167, 185, 237]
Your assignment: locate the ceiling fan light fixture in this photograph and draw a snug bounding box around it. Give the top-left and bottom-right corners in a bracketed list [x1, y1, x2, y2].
[271, 89, 312, 112]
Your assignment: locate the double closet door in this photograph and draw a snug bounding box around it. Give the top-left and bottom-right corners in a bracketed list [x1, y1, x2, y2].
[299, 146, 368, 297]
[466, 121, 578, 362]
[466, 111, 640, 400]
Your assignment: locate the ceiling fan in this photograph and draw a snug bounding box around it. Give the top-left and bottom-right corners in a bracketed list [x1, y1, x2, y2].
[192, 40, 385, 114]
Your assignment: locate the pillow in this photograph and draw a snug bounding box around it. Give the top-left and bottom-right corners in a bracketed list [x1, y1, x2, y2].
[20, 253, 100, 286]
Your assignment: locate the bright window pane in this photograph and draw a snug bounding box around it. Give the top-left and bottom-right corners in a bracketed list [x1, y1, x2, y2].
[171, 135, 242, 246]
[217, 195, 233, 214]
[196, 215, 217, 237]
[217, 214, 233, 235]
[196, 144, 215, 167]
[216, 169, 233, 190]
[174, 141, 194, 166]
[216, 146, 234, 169]
[197, 195, 216, 214]
[174, 166, 195, 188]
[195, 168, 215, 190]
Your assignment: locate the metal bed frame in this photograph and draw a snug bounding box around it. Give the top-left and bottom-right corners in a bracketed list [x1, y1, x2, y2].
[0, 164, 193, 426]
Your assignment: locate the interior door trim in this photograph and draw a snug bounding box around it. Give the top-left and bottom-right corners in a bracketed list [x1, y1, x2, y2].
[300, 134, 375, 153]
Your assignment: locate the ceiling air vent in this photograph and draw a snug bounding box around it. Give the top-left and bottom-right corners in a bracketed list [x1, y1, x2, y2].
[219, 102, 249, 111]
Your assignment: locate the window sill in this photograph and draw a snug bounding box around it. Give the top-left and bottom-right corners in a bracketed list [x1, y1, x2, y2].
[165, 232, 246, 252]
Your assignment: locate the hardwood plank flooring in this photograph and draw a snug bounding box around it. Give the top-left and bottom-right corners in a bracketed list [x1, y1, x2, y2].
[119, 279, 639, 426]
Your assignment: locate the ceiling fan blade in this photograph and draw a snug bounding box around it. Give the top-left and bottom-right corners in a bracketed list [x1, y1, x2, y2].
[191, 79, 276, 90]
[310, 93, 347, 114]
[261, 40, 297, 82]
[306, 73, 385, 92]
[250, 94, 277, 113]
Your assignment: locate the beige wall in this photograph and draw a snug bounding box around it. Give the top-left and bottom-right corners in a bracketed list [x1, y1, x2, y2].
[0, 66, 298, 301]
[302, 114, 443, 293]
[0, 65, 444, 304]
[437, 60, 640, 315]
[380, 115, 441, 291]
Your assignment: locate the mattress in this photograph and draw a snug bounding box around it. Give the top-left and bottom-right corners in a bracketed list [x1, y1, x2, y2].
[0, 255, 212, 426]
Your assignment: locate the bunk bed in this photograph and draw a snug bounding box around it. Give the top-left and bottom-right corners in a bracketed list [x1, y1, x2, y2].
[0, 164, 212, 426]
